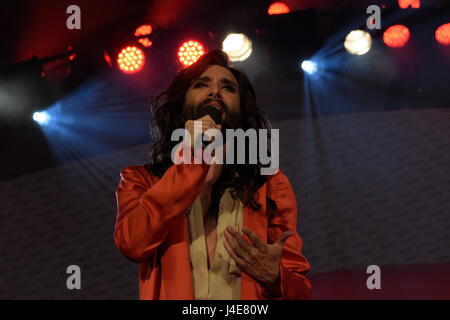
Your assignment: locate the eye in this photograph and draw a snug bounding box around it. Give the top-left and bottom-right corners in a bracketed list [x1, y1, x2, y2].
[224, 85, 236, 92]
[193, 82, 207, 88]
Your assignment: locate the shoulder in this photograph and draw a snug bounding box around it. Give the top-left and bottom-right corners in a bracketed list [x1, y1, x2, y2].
[266, 168, 291, 187]
[265, 169, 295, 199]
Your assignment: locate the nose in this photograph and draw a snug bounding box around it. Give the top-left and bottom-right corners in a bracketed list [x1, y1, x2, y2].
[207, 83, 221, 99]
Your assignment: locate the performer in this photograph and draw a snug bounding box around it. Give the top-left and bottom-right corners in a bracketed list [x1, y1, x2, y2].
[114, 50, 311, 299]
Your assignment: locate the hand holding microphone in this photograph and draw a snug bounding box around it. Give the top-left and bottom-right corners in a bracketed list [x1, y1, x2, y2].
[184, 105, 223, 149]
[196, 106, 224, 185]
[196, 105, 222, 127]
[183, 105, 227, 185]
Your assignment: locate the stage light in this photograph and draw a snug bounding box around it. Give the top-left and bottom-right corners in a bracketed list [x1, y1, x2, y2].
[383, 25, 410, 48]
[135, 24, 153, 48]
[398, 0, 420, 9]
[301, 60, 317, 75]
[222, 33, 252, 62]
[178, 40, 205, 67]
[268, 2, 290, 15]
[344, 30, 372, 55]
[103, 51, 113, 68]
[435, 23, 450, 45]
[117, 46, 146, 74]
[135, 25, 152, 37]
[33, 111, 51, 125]
[138, 38, 153, 47]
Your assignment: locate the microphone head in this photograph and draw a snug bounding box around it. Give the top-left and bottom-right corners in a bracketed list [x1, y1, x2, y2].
[197, 105, 222, 125]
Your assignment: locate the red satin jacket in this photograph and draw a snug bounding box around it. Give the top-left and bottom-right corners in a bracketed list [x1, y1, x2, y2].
[114, 162, 311, 299]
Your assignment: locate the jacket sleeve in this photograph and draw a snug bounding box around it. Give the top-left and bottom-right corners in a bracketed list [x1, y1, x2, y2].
[114, 161, 210, 263]
[261, 171, 312, 300]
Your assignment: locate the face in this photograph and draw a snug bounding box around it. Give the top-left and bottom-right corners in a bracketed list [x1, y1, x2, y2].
[183, 65, 241, 129]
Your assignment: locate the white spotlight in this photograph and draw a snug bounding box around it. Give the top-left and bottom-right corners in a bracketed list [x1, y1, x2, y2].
[33, 111, 51, 125]
[222, 33, 253, 62]
[344, 29, 372, 55]
[301, 60, 317, 74]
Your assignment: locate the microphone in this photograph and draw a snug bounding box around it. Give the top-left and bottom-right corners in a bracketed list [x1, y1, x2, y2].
[196, 105, 222, 125]
[196, 105, 223, 148]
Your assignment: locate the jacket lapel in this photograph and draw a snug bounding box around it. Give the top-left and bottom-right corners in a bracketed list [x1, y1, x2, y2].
[160, 214, 195, 299]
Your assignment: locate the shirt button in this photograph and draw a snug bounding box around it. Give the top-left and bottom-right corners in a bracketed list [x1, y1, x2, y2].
[220, 205, 225, 210]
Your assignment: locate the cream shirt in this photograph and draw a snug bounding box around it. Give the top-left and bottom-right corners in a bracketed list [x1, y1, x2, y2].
[187, 187, 244, 300]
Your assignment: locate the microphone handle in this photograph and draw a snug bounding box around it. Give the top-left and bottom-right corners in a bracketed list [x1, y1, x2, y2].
[197, 105, 222, 125]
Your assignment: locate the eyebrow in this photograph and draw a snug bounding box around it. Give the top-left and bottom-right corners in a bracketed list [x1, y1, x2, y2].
[193, 76, 238, 89]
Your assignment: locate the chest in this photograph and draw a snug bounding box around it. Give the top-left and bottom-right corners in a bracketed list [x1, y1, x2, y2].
[203, 216, 218, 269]
[199, 192, 218, 267]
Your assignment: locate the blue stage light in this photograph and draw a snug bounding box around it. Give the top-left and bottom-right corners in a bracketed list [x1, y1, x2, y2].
[33, 111, 51, 125]
[301, 60, 318, 75]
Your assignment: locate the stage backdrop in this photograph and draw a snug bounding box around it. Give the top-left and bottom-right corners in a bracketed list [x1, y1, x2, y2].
[0, 108, 449, 299]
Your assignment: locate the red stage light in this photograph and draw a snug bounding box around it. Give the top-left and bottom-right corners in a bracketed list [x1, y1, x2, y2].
[103, 51, 113, 68]
[398, 0, 420, 9]
[435, 23, 450, 45]
[117, 46, 145, 74]
[135, 25, 152, 37]
[138, 38, 153, 48]
[268, 2, 290, 15]
[383, 25, 410, 48]
[178, 40, 205, 67]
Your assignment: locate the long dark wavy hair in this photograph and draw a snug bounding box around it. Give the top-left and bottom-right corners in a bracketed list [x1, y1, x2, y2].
[144, 49, 276, 221]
